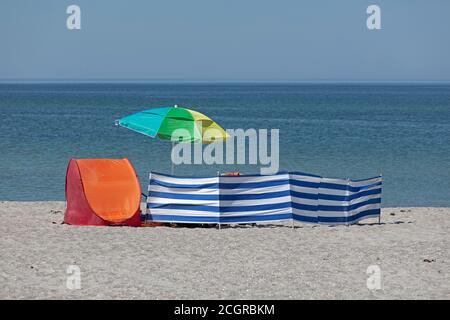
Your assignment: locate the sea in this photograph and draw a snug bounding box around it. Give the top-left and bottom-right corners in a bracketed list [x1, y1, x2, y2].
[1, 82, 449, 206]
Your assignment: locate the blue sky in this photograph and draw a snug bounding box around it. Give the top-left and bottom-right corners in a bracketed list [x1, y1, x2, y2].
[1, 0, 450, 81]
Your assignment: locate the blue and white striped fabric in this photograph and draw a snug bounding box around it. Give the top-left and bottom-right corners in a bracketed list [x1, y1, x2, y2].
[290, 172, 382, 224]
[219, 173, 291, 223]
[290, 172, 322, 223]
[144, 171, 382, 225]
[144, 172, 220, 223]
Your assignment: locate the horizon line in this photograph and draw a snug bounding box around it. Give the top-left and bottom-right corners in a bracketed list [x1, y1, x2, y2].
[1, 78, 450, 85]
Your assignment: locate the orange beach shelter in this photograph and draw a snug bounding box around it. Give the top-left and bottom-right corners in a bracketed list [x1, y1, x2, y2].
[64, 158, 141, 226]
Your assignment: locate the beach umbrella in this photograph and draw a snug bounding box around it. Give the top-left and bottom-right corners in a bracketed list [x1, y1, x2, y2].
[117, 105, 229, 174]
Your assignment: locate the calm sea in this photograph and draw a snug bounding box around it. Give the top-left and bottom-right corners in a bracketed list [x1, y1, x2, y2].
[0, 83, 449, 206]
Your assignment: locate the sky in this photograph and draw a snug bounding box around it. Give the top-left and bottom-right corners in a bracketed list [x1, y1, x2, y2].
[1, 0, 450, 81]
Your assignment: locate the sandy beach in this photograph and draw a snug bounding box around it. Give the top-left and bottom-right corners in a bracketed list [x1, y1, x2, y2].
[0, 201, 448, 299]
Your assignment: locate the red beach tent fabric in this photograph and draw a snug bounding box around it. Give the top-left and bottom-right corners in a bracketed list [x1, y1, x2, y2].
[64, 158, 141, 226]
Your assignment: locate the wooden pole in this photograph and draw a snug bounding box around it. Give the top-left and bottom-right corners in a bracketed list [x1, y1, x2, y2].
[217, 170, 221, 230]
[378, 173, 382, 224]
[346, 178, 350, 226]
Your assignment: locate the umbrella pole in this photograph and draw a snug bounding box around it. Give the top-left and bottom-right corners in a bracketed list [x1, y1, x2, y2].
[171, 141, 175, 175]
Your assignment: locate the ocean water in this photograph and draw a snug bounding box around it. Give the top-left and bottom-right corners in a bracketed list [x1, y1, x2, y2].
[0, 83, 449, 206]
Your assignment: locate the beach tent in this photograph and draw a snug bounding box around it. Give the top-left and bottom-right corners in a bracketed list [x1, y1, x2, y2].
[64, 158, 141, 226]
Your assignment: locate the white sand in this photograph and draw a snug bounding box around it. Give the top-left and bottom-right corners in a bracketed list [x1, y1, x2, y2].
[0, 201, 448, 299]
